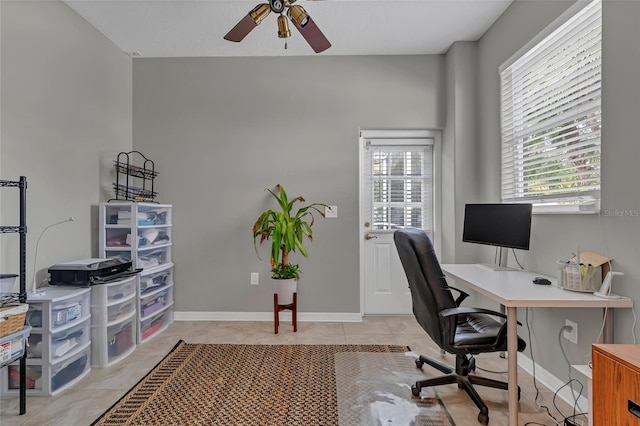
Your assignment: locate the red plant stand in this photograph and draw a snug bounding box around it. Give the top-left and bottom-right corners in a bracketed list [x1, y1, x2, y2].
[274, 292, 297, 334]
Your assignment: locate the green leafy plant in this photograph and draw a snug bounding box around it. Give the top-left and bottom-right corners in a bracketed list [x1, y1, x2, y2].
[271, 263, 300, 280]
[253, 184, 327, 279]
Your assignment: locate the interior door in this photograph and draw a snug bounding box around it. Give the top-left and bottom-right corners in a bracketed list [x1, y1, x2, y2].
[359, 130, 441, 315]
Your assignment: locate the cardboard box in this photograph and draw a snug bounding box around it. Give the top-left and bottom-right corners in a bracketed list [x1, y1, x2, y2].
[570, 251, 612, 281]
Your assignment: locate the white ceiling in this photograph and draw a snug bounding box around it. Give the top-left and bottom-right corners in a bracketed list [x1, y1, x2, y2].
[63, 0, 513, 58]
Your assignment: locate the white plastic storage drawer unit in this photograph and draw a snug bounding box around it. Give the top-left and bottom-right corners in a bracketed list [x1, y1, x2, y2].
[90, 275, 138, 367]
[2, 287, 92, 396]
[99, 202, 175, 343]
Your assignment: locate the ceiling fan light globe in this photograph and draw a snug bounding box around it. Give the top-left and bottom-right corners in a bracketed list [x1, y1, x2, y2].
[288, 5, 309, 27]
[250, 3, 271, 25]
[277, 14, 291, 38]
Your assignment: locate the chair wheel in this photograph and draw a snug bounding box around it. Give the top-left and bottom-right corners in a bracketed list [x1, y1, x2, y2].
[415, 358, 424, 369]
[478, 411, 489, 425]
[411, 384, 421, 397]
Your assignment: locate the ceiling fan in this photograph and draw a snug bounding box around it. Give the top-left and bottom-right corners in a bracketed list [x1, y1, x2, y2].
[223, 0, 331, 53]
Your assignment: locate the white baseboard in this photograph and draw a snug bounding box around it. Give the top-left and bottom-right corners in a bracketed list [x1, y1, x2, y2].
[517, 352, 589, 415]
[173, 311, 363, 322]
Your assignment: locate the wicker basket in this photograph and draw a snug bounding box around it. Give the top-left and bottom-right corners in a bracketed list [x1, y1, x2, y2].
[0, 304, 28, 338]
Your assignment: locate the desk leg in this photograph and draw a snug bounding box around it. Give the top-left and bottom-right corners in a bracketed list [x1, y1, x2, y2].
[507, 306, 519, 426]
[602, 307, 614, 343]
[499, 304, 506, 358]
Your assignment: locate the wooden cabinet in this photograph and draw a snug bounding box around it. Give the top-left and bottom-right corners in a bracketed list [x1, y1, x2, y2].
[593, 344, 640, 425]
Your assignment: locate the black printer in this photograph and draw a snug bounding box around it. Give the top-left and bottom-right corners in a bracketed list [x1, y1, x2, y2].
[48, 257, 138, 287]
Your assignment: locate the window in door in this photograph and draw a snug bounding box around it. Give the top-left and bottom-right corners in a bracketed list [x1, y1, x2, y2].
[360, 130, 440, 245]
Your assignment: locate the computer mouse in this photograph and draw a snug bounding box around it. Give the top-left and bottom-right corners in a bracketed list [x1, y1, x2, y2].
[533, 277, 551, 285]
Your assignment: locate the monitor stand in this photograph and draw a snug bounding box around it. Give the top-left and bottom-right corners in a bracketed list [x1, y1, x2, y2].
[477, 247, 517, 271]
[477, 263, 517, 272]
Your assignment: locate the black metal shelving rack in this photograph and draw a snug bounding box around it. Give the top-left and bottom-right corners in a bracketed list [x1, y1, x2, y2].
[0, 176, 28, 415]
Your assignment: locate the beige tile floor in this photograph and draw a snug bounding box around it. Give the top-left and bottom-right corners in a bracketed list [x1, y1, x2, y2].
[0, 316, 582, 425]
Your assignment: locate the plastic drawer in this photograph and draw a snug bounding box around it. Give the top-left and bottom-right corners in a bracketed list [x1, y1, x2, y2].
[140, 268, 172, 293]
[106, 251, 131, 262]
[135, 228, 171, 248]
[91, 313, 136, 367]
[91, 296, 136, 326]
[8, 363, 43, 391]
[107, 318, 135, 360]
[27, 317, 90, 361]
[137, 248, 169, 269]
[140, 287, 172, 319]
[105, 204, 132, 225]
[1, 326, 31, 365]
[50, 346, 90, 392]
[105, 277, 137, 303]
[27, 290, 89, 329]
[140, 309, 172, 342]
[107, 299, 136, 322]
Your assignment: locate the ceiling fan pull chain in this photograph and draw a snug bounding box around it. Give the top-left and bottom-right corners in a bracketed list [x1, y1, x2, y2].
[285, 40, 288, 50]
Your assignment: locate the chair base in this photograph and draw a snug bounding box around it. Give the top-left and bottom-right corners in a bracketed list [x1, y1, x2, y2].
[412, 354, 519, 425]
[274, 292, 297, 334]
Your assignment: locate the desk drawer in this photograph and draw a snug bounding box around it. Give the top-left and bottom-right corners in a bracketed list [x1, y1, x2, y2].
[593, 345, 640, 426]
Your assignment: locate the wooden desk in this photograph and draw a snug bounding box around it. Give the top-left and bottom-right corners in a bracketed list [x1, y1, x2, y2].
[441, 264, 633, 426]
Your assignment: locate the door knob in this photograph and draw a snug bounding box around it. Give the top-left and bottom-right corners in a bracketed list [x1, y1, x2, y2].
[364, 233, 378, 240]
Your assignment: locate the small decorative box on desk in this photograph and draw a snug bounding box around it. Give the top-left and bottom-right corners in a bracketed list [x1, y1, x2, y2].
[1, 287, 91, 396]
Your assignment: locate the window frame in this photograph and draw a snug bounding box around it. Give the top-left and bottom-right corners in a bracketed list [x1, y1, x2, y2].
[499, 0, 602, 214]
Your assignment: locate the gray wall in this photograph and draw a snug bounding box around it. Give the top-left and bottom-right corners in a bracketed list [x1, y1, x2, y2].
[132, 56, 445, 314]
[0, 1, 132, 288]
[441, 41, 481, 267]
[475, 0, 640, 383]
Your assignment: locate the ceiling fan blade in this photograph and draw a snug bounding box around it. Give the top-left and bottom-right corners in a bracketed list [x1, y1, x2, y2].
[291, 17, 331, 53]
[224, 14, 258, 42]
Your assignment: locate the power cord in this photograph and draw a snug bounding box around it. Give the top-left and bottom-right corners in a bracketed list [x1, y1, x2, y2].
[558, 325, 586, 415]
[526, 308, 563, 424]
[511, 248, 524, 270]
[632, 305, 638, 344]
[525, 310, 590, 426]
[553, 378, 585, 423]
[596, 210, 637, 344]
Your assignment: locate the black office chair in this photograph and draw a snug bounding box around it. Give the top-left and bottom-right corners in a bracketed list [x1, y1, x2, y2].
[393, 228, 526, 425]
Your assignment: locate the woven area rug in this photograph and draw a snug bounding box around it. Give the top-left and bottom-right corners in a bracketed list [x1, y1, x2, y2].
[92, 341, 454, 426]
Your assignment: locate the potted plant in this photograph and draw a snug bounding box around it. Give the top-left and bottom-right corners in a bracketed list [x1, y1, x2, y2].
[252, 184, 327, 304]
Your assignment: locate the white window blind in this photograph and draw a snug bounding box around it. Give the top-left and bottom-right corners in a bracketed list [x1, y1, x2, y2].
[363, 138, 434, 233]
[500, 0, 601, 213]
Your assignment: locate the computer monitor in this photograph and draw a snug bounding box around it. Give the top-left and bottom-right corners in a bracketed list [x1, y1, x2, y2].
[462, 203, 533, 271]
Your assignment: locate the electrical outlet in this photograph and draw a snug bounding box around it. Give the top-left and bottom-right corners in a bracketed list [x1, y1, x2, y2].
[324, 205, 338, 218]
[251, 272, 259, 285]
[564, 319, 578, 344]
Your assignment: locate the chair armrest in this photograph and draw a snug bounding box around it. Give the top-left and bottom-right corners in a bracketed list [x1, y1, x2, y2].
[446, 286, 469, 306]
[440, 307, 522, 326]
